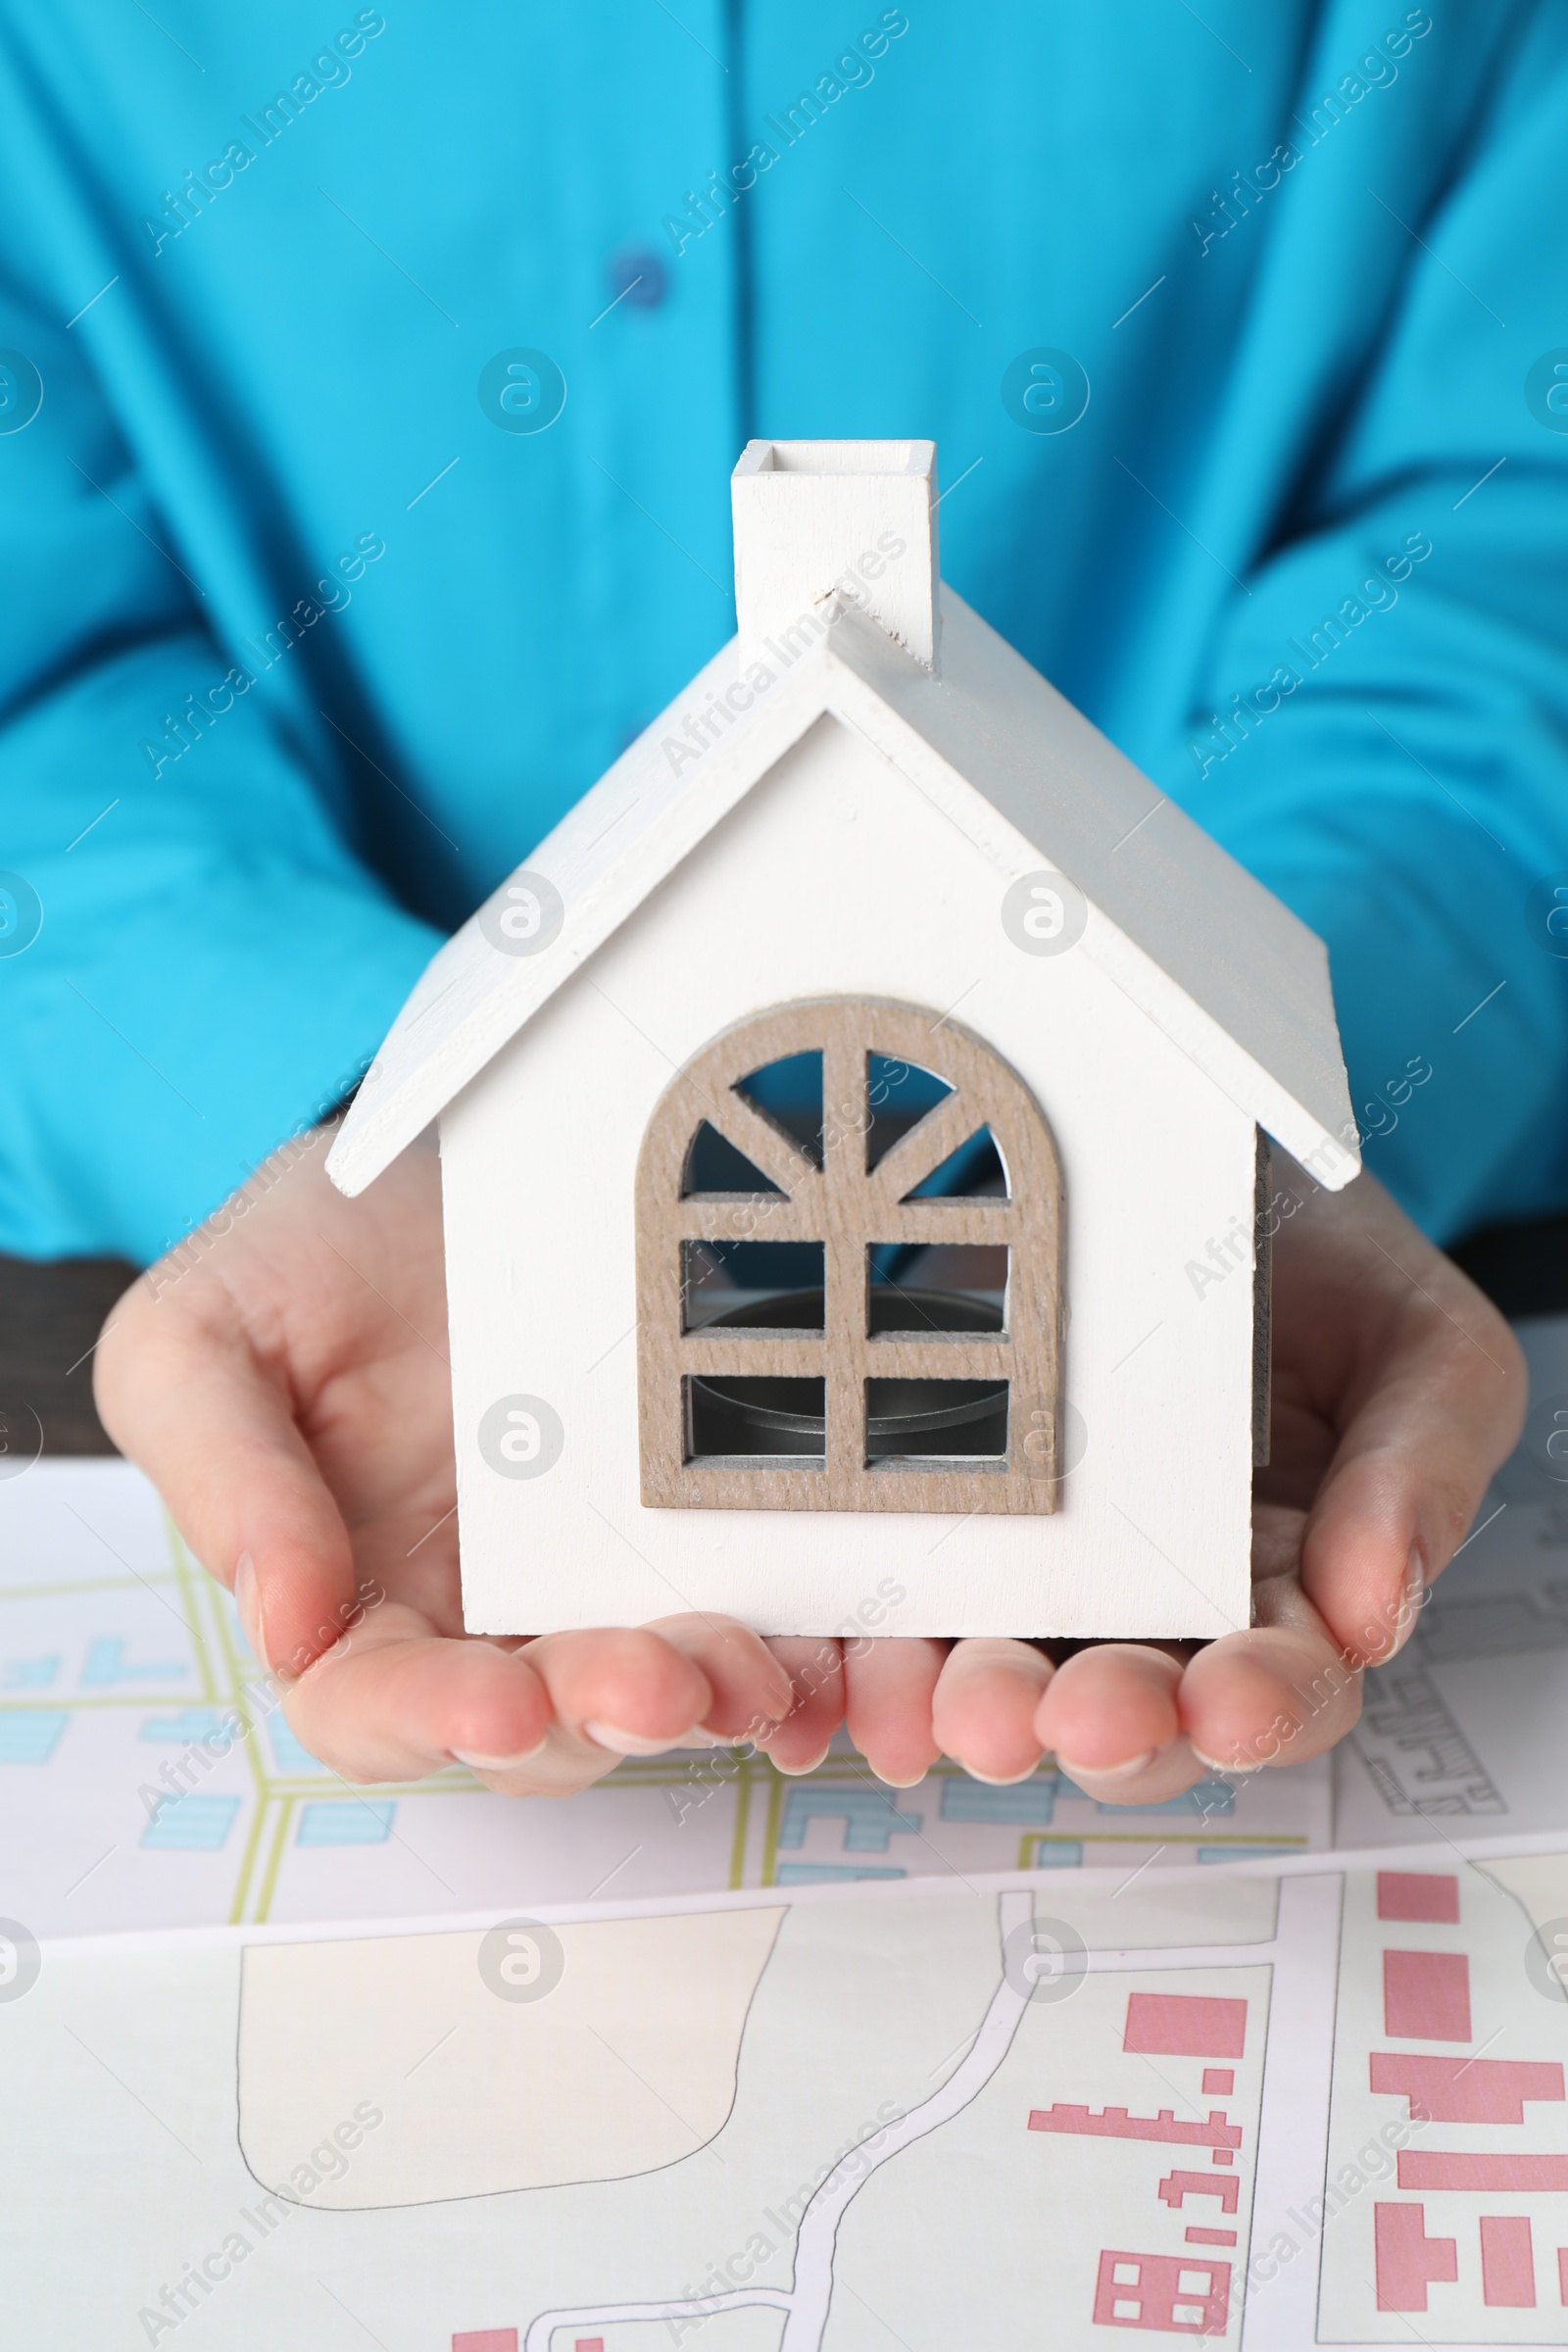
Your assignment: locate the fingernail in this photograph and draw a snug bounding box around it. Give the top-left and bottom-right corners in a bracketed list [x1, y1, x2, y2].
[1388, 1542, 1427, 1657]
[1191, 1747, 1263, 1776]
[956, 1759, 1043, 1788]
[583, 1719, 703, 1756]
[770, 1746, 831, 1778]
[1055, 1748, 1155, 1783]
[232, 1551, 268, 1666]
[452, 1740, 550, 1772]
[869, 1764, 928, 1788]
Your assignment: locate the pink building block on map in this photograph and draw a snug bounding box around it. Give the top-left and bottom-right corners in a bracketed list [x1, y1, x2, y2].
[452, 2334, 517, 2352]
[1558, 2248, 1568, 2305]
[1383, 1950, 1471, 2041]
[1375, 2205, 1457, 2311]
[1186, 2229, 1237, 2247]
[1400, 2151, 1568, 2192]
[1094, 2250, 1230, 2334]
[1369, 2054, 1564, 2124]
[1124, 1992, 1247, 2059]
[1028, 2105, 1242, 2150]
[1201, 2069, 1234, 2096]
[1377, 1872, 1460, 1924]
[1158, 2171, 1241, 2215]
[1480, 2218, 1535, 2309]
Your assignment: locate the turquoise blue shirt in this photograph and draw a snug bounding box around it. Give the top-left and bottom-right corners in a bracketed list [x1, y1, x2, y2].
[2, 0, 1567, 1260]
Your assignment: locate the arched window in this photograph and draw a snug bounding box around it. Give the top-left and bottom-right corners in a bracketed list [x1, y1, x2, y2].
[635, 999, 1063, 1514]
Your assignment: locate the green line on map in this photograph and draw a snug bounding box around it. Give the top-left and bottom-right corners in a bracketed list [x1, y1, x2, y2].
[253, 1795, 296, 1923]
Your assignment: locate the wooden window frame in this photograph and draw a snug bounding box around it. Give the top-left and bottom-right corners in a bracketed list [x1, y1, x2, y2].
[635, 998, 1063, 1514]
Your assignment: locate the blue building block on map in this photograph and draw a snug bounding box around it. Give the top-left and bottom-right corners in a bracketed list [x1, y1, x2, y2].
[1030, 1840, 1086, 1867]
[267, 1713, 324, 1772]
[297, 1800, 395, 1846]
[778, 1785, 922, 1854]
[776, 1862, 906, 1885]
[139, 1707, 240, 1744]
[141, 1792, 240, 1850]
[940, 1773, 1058, 1826]
[82, 1637, 188, 1688]
[1200, 1845, 1283, 1863]
[0, 1710, 69, 1763]
[2, 1655, 60, 1689]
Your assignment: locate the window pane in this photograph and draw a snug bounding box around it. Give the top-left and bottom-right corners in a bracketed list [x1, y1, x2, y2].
[686, 1375, 826, 1461]
[733, 1051, 823, 1166]
[864, 1378, 1008, 1463]
[864, 1054, 953, 1172]
[682, 1241, 825, 1333]
[866, 1245, 1007, 1334]
[682, 1121, 785, 1196]
[901, 1122, 1009, 1200]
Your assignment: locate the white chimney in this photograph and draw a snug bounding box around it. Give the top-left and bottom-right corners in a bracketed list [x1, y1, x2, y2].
[730, 438, 939, 671]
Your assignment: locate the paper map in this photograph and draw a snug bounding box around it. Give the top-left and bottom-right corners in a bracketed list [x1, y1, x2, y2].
[4, 1844, 1567, 2347]
[3, 1314, 1567, 2347]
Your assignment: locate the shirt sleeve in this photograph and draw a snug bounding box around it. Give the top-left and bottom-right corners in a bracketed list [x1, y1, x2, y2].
[0, 278, 441, 1265]
[1182, 9, 1568, 1244]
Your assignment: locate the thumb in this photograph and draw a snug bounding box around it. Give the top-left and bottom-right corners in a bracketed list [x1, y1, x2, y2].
[96, 1277, 359, 1678]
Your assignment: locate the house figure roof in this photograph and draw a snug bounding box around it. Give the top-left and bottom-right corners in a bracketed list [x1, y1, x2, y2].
[328, 440, 1358, 1200]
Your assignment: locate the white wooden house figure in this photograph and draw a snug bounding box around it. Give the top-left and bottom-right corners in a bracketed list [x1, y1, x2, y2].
[328, 440, 1359, 1641]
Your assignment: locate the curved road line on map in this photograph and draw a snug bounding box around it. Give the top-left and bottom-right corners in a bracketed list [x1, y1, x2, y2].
[524, 2285, 794, 2344]
[775, 1886, 1037, 2346]
[524, 1890, 1035, 2351]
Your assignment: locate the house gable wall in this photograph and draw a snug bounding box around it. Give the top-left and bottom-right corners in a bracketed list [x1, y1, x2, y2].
[441, 715, 1259, 1641]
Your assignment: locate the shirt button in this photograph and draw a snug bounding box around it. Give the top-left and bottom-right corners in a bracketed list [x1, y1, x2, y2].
[605, 245, 668, 310]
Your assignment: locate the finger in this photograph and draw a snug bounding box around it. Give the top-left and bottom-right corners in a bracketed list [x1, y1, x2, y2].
[1278, 1177, 1525, 1669]
[755, 1637, 846, 1773]
[843, 1637, 949, 1787]
[280, 1598, 557, 1783]
[931, 1640, 1055, 1783]
[457, 1614, 784, 1796]
[649, 1614, 795, 1741]
[520, 1624, 717, 1755]
[1180, 1571, 1363, 1772]
[95, 1275, 358, 1678]
[1033, 1643, 1200, 1803]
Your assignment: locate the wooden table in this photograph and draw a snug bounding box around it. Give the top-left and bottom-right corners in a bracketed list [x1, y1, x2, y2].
[1, 1252, 134, 1456]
